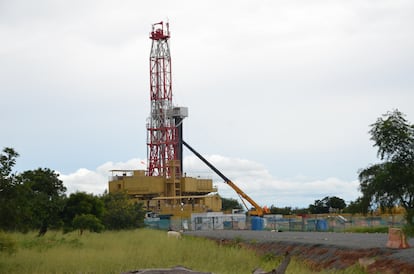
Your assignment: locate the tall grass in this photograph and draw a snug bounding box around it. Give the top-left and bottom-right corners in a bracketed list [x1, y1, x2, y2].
[0, 229, 277, 273]
[0, 229, 366, 274]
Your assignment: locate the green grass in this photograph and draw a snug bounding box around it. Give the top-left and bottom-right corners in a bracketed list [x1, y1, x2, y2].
[0, 231, 17, 254]
[344, 226, 389, 233]
[0, 229, 367, 274]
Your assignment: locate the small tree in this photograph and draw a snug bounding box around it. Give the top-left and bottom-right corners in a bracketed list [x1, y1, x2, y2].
[62, 192, 104, 232]
[221, 197, 243, 212]
[18, 168, 67, 236]
[72, 214, 104, 235]
[328, 196, 346, 211]
[309, 196, 346, 214]
[343, 197, 371, 215]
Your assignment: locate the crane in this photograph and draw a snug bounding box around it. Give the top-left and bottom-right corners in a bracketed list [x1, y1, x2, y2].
[182, 140, 269, 217]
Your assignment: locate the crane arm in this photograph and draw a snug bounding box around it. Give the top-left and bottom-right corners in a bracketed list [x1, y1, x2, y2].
[182, 140, 264, 216]
[225, 180, 264, 216]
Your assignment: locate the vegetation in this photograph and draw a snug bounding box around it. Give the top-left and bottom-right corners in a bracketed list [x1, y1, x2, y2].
[72, 214, 104, 235]
[269, 206, 294, 215]
[62, 192, 104, 232]
[343, 197, 370, 215]
[309, 196, 346, 214]
[0, 229, 274, 273]
[0, 148, 67, 233]
[403, 223, 414, 237]
[358, 110, 414, 226]
[0, 229, 366, 274]
[2, 110, 413, 235]
[269, 206, 309, 215]
[0, 147, 145, 234]
[0, 231, 17, 255]
[344, 226, 389, 234]
[17, 168, 67, 235]
[221, 197, 243, 211]
[101, 192, 145, 230]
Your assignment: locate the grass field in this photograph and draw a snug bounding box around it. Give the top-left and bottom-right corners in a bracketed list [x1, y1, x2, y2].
[344, 226, 389, 233]
[0, 229, 367, 274]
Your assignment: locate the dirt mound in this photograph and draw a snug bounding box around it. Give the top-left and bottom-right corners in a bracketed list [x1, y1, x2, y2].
[186, 231, 414, 273]
[242, 241, 414, 274]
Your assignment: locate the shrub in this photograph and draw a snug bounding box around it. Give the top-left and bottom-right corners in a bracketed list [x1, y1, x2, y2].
[72, 214, 104, 235]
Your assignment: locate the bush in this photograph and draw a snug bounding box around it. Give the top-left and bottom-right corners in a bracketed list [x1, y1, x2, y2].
[72, 214, 104, 235]
[0, 231, 17, 254]
[101, 192, 145, 230]
[344, 226, 389, 233]
[403, 224, 414, 238]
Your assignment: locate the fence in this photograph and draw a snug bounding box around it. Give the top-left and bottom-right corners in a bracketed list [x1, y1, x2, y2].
[144, 213, 407, 232]
[265, 214, 407, 232]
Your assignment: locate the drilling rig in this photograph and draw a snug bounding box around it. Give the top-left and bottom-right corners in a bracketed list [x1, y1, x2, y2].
[147, 21, 185, 178]
[108, 21, 267, 218]
[108, 22, 221, 217]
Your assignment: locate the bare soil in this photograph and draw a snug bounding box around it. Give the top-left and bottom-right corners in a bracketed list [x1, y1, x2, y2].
[185, 230, 414, 274]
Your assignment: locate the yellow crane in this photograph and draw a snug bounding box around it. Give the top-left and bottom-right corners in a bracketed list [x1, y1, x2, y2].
[182, 140, 269, 217]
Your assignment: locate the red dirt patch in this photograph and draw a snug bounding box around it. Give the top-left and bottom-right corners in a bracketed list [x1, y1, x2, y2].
[215, 239, 414, 274]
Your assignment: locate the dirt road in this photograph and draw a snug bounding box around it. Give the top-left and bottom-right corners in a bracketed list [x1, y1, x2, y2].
[185, 230, 414, 273]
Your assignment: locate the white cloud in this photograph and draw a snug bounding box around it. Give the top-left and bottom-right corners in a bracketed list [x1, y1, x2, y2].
[184, 154, 360, 208]
[59, 168, 106, 195]
[1, 0, 413, 199]
[59, 158, 146, 195]
[60, 156, 360, 208]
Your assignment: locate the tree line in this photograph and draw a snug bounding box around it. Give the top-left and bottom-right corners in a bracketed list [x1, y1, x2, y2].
[0, 149, 145, 235]
[224, 110, 414, 228]
[223, 196, 347, 215]
[1, 109, 413, 233]
[267, 196, 348, 215]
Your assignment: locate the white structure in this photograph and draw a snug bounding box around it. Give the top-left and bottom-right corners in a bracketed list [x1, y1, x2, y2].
[191, 212, 246, 230]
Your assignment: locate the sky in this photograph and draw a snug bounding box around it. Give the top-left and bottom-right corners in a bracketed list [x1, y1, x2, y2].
[1, 0, 414, 208]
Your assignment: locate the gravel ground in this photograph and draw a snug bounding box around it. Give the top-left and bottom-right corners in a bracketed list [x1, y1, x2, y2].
[184, 230, 414, 266]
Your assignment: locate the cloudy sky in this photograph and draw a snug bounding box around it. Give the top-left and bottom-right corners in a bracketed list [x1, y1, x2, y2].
[1, 0, 413, 208]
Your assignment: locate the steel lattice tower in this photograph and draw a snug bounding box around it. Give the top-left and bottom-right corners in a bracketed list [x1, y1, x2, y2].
[147, 22, 181, 177]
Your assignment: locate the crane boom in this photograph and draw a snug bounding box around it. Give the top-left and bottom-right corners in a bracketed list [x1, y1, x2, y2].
[182, 140, 264, 216]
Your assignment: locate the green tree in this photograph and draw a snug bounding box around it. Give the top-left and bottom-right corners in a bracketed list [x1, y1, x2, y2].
[221, 197, 243, 212]
[0, 147, 19, 180]
[309, 196, 346, 214]
[269, 206, 293, 215]
[359, 110, 414, 225]
[62, 192, 104, 232]
[343, 197, 371, 215]
[309, 198, 328, 214]
[72, 214, 104, 235]
[0, 147, 24, 231]
[101, 192, 145, 230]
[328, 196, 346, 211]
[1, 148, 69, 233]
[17, 168, 67, 235]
